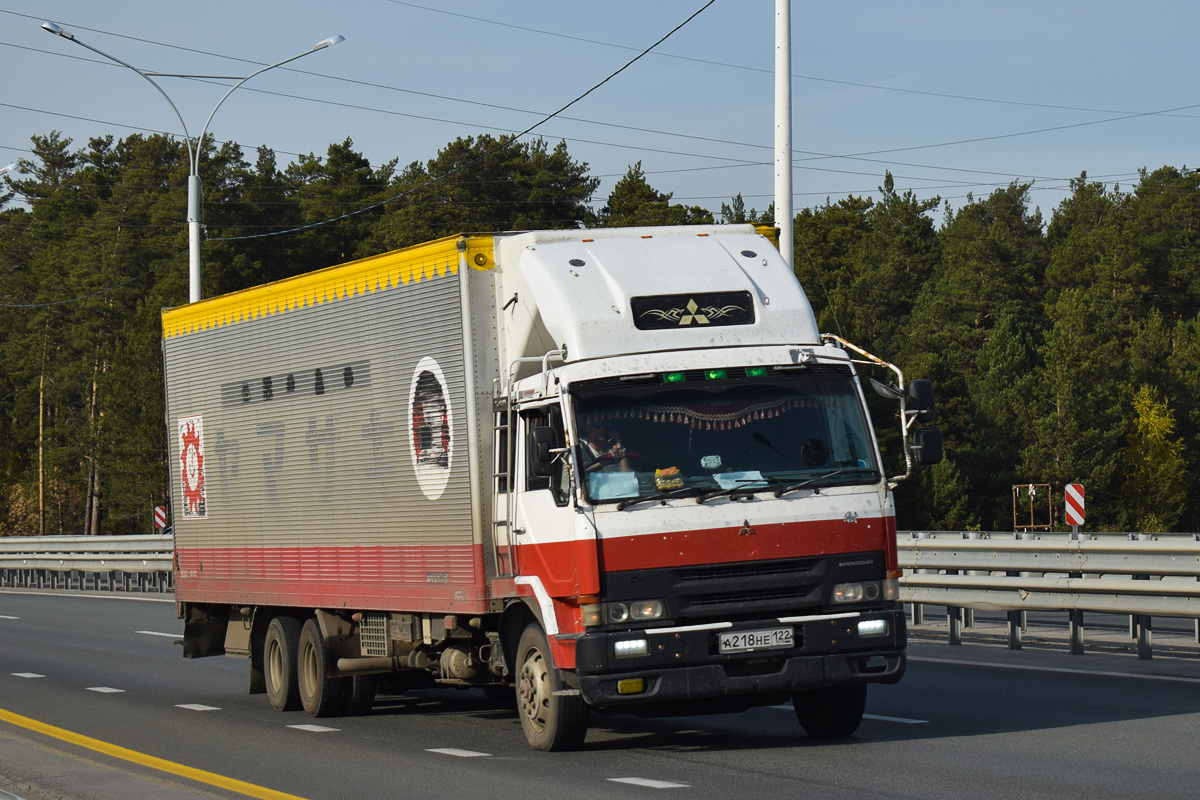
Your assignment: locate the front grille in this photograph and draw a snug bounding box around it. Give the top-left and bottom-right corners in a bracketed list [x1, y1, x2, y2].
[673, 556, 823, 620]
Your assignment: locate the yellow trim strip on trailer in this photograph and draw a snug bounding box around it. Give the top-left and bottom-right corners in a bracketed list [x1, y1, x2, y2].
[161, 234, 495, 339]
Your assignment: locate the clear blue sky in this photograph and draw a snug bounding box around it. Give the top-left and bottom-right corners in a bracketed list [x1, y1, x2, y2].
[3, 1, 1197, 223]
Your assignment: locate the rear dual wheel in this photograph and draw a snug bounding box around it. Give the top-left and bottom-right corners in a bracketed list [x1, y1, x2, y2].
[298, 618, 347, 717]
[264, 616, 302, 711]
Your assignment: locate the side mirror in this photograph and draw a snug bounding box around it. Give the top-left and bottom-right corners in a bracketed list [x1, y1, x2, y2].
[913, 426, 944, 466]
[529, 426, 561, 477]
[908, 379, 937, 424]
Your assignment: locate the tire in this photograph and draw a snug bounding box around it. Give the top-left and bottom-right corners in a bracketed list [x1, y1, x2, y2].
[793, 683, 867, 738]
[297, 618, 348, 717]
[516, 624, 588, 751]
[264, 616, 302, 712]
[343, 674, 378, 716]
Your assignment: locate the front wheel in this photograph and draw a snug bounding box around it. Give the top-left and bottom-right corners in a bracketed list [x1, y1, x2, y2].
[793, 683, 867, 738]
[516, 624, 588, 751]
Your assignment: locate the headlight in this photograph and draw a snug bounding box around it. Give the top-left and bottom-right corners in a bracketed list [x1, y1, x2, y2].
[629, 600, 664, 620]
[583, 600, 667, 625]
[833, 582, 883, 603]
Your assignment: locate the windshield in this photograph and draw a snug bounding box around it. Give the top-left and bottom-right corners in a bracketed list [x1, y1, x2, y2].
[571, 365, 879, 505]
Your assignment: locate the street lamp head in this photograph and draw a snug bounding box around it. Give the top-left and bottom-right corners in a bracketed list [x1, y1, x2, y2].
[41, 22, 75, 40]
[313, 34, 345, 50]
[0, 162, 17, 177]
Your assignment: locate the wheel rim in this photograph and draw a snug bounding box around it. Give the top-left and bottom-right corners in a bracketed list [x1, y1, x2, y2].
[518, 645, 550, 732]
[267, 638, 283, 692]
[300, 640, 318, 695]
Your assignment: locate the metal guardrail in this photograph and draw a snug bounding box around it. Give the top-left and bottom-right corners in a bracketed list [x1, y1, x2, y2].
[0, 535, 173, 593]
[899, 530, 1200, 659]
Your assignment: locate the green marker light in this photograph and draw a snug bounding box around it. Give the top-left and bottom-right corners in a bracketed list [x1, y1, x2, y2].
[705, 369, 728, 380]
[663, 372, 687, 383]
[745, 367, 768, 378]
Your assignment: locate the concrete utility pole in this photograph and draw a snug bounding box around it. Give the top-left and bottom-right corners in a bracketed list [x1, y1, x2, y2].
[41, 23, 344, 304]
[774, 0, 794, 270]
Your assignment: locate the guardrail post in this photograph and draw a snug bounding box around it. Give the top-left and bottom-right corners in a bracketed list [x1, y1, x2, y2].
[1136, 615, 1153, 660]
[1007, 610, 1023, 649]
[1068, 610, 1084, 655]
[910, 601, 924, 626]
[948, 606, 963, 645]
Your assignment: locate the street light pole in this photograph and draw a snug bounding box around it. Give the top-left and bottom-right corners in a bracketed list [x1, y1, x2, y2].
[41, 23, 344, 303]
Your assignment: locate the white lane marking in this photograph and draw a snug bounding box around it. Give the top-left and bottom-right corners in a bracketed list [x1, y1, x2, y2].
[608, 778, 690, 789]
[427, 748, 490, 758]
[136, 631, 179, 638]
[864, 713, 928, 724]
[12, 673, 45, 679]
[770, 705, 928, 724]
[0, 589, 172, 604]
[909, 655, 1200, 685]
[87, 687, 125, 694]
[0, 615, 19, 620]
[287, 724, 339, 733]
[176, 704, 220, 712]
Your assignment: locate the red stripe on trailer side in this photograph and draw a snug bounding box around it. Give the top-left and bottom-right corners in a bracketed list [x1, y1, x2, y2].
[175, 544, 489, 613]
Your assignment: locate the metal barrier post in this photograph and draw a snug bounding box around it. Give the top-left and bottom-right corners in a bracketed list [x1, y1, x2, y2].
[1137, 615, 1153, 660]
[1068, 610, 1084, 655]
[948, 606, 963, 645]
[1007, 610, 1023, 650]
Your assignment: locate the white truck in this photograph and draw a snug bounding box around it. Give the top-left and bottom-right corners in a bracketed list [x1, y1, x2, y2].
[162, 224, 941, 750]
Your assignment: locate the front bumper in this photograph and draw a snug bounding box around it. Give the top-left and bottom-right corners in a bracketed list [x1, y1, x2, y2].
[573, 607, 906, 709]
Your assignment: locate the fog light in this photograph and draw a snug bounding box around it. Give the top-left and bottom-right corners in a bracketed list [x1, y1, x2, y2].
[607, 603, 630, 623]
[614, 638, 649, 658]
[833, 583, 864, 603]
[858, 619, 888, 637]
[617, 678, 645, 695]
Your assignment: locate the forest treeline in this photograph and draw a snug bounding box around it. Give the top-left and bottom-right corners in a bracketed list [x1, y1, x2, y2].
[1, 131, 1197, 535]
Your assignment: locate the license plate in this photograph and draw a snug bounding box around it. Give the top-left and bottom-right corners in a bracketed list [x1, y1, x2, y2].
[718, 626, 794, 654]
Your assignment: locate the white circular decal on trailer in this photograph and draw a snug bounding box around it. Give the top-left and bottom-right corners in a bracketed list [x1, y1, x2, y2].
[408, 357, 454, 500]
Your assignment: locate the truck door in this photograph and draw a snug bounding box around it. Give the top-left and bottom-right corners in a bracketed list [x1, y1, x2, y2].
[513, 404, 598, 600]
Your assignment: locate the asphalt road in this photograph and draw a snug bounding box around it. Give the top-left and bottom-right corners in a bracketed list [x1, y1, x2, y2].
[3, 590, 1200, 800]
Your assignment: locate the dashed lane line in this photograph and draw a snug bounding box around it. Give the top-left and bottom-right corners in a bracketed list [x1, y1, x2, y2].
[135, 630, 179, 638]
[427, 748, 491, 758]
[287, 724, 339, 733]
[608, 778, 690, 789]
[909, 655, 1200, 684]
[0, 615, 19, 620]
[86, 687, 126, 694]
[11, 673, 44, 679]
[176, 704, 220, 712]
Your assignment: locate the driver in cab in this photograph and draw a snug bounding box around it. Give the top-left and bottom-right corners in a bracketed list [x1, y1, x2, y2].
[581, 419, 632, 473]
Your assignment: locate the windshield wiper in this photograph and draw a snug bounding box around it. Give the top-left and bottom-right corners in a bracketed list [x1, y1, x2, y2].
[695, 480, 770, 504]
[616, 486, 708, 511]
[772, 469, 869, 498]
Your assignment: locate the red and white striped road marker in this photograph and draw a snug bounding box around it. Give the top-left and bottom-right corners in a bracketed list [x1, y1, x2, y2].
[1064, 484, 1085, 527]
[153, 505, 168, 530]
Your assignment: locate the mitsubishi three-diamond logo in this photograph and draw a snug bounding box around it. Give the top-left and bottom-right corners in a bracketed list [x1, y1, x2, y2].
[679, 299, 709, 325]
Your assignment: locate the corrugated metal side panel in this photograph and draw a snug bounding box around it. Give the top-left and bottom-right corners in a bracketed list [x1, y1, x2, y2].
[164, 266, 484, 609]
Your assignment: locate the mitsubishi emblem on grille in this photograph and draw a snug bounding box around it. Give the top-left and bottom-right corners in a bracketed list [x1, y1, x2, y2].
[738, 520, 756, 536]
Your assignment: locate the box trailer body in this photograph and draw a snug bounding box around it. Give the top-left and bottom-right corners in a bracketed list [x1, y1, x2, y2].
[163, 224, 940, 750]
